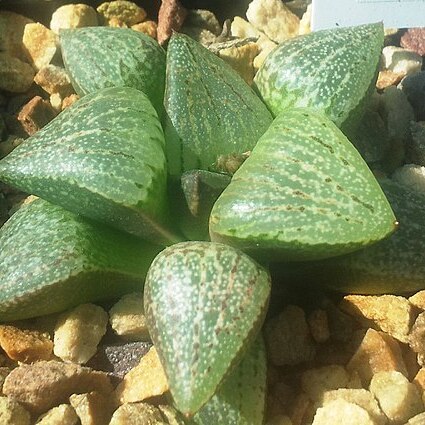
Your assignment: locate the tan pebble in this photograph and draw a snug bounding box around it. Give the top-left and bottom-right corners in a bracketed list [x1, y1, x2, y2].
[157, 0, 187, 45]
[301, 365, 349, 403]
[322, 389, 387, 425]
[62, 94, 79, 110]
[69, 392, 113, 425]
[2, 360, 113, 414]
[382, 46, 422, 76]
[347, 370, 363, 389]
[0, 325, 53, 363]
[287, 392, 313, 425]
[253, 38, 278, 69]
[376, 70, 405, 90]
[107, 17, 128, 28]
[0, 368, 12, 395]
[267, 416, 293, 425]
[114, 346, 169, 404]
[407, 411, 425, 424]
[0, 11, 34, 62]
[246, 0, 299, 43]
[218, 42, 259, 85]
[264, 305, 316, 366]
[369, 370, 423, 423]
[409, 312, 425, 360]
[0, 396, 31, 425]
[54, 304, 108, 364]
[34, 65, 73, 96]
[36, 404, 78, 425]
[50, 4, 98, 33]
[312, 399, 375, 425]
[347, 328, 407, 387]
[184, 9, 221, 36]
[109, 293, 150, 341]
[340, 294, 415, 343]
[158, 404, 185, 425]
[230, 16, 262, 39]
[409, 291, 425, 310]
[307, 309, 330, 343]
[18, 96, 57, 136]
[97, 1, 146, 26]
[131, 21, 157, 39]
[109, 402, 163, 424]
[50, 93, 63, 112]
[22, 23, 58, 71]
[298, 4, 311, 35]
[412, 367, 425, 406]
[0, 53, 34, 93]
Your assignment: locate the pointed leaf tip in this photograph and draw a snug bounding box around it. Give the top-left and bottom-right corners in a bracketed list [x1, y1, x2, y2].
[144, 241, 270, 415]
[209, 108, 396, 261]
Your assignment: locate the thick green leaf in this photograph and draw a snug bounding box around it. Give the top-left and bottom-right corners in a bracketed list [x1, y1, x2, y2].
[60, 27, 166, 114]
[209, 108, 397, 261]
[0, 87, 181, 246]
[164, 32, 273, 178]
[254, 23, 384, 128]
[0, 198, 160, 321]
[193, 336, 267, 425]
[292, 179, 425, 294]
[144, 241, 270, 416]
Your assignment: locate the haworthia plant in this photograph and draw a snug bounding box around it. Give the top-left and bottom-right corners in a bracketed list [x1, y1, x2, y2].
[296, 179, 425, 294]
[144, 241, 271, 415]
[254, 23, 384, 128]
[0, 87, 180, 246]
[60, 27, 166, 114]
[209, 108, 397, 261]
[164, 32, 273, 178]
[0, 198, 160, 321]
[193, 336, 267, 425]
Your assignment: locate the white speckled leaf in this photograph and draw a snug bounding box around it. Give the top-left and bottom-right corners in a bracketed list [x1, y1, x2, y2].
[300, 179, 425, 293]
[209, 108, 397, 261]
[193, 336, 267, 425]
[254, 23, 383, 127]
[144, 241, 270, 416]
[0, 87, 180, 245]
[164, 32, 273, 178]
[0, 198, 160, 321]
[60, 27, 166, 114]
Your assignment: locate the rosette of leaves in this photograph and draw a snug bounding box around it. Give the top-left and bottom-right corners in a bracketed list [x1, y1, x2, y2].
[164, 32, 273, 178]
[60, 27, 166, 114]
[0, 198, 160, 321]
[0, 86, 180, 246]
[210, 108, 397, 261]
[254, 22, 384, 131]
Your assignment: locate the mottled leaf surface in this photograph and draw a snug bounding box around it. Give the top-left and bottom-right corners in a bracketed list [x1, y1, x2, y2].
[144, 241, 270, 415]
[210, 108, 396, 261]
[61, 27, 166, 113]
[299, 179, 425, 293]
[164, 32, 273, 178]
[193, 336, 267, 425]
[254, 23, 383, 127]
[0, 198, 160, 321]
[0, 87, 179, 245]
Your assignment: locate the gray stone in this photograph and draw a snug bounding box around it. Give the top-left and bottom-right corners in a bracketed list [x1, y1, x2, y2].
[399, 71, 425, 121]
[184, 9, 222, 35]
[408, 121, 425, 166]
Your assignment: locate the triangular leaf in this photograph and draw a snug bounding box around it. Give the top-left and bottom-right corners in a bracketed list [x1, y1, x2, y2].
[60, 27, 166, 114]
[254, 23, 384, 128]
[193, 336, 267, 425]
[164, 32, 273, 178]
[144, 241, 271, 415]
[209, 108, 397, 261]
[0, 87, 180, 245]
[293, 179, 425, 294]
[0, 198, 160, 321]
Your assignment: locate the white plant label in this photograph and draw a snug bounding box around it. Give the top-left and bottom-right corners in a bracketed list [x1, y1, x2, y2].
[312, 0, 425, 30]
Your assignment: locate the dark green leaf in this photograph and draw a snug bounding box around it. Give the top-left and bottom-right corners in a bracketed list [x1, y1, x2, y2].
[144, 241, 270, 416]
[61, 27, 166, 114]
[0, 198, 160, 321]
[209, 108, 397, 261]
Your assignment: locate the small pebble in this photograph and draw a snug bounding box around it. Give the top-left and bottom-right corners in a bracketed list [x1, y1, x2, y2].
[18, 96, 57, 136]
[382, 46, 422, 76]
[34, 65, 73, 96]
[69, 392, 113, 425]
[401, 28, 425, 56]
[50, 4, 98, 33]
[61, 94, 79, 110]
[0, 53, 35, 93]
[36, 404, 79, 425]
[54, 304, 108, 364]
[184, 9, 222, 36]
[22, 23, 58, 71]
[97, 1, 147, 26]
[0, 396, 31, 425]
[399, 71, 425, 121]
[109, 402, 164, 425]
[157, 0, 187, 45]
[312, 399, 375, 425]
[307, 309, 330, 344]
[392, 164, 425, 195]
[131, 21, 157, 39]
[231, 16, 262, 39]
